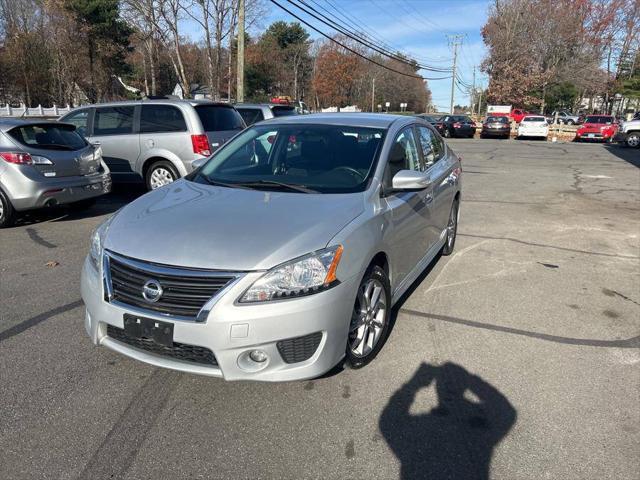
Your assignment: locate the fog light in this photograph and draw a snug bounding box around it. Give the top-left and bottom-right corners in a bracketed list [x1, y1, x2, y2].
[249, 349, 268, 363]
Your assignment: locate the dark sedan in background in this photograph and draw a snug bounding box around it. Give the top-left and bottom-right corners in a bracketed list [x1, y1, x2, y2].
[480, 116, 511, 139]
[438, 115, 476, 138]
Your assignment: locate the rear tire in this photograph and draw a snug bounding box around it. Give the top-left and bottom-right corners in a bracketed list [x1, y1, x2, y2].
[345, 265, 392, 369]
[0, 188, 17, 228]
[441, 199, 459, 256]
[146, 160, 179, 191]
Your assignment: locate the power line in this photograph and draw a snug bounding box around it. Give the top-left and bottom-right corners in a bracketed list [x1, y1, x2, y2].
[286, 0, 453, 73]
[308, 0, 451, 64]
[269, 0, 452, 80]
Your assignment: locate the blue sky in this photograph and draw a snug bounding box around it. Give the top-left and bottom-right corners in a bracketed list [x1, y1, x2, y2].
[184, 0, 491, 110]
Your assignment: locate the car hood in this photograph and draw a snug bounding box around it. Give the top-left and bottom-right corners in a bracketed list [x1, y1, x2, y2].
[580, 123, 615, 130]
[104, 179, 365, 271]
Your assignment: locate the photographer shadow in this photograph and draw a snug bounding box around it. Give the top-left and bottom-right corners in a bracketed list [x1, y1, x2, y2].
[379, 362, 517, 480]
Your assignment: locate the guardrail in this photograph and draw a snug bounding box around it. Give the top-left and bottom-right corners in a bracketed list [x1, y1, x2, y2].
[0, 104, 72, 118]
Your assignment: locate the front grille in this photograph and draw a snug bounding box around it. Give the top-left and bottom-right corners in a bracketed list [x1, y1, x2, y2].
[107, 324, 218, 366]
[107, 254, 235, 318]
[277, 332, 322, 364]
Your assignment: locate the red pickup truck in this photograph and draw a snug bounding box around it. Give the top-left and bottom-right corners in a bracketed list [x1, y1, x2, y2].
[510, 109, 528, 123]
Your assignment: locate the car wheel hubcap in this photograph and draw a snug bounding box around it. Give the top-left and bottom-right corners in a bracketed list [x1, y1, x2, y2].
[629, 135, 640, 147]
[349, 278, 387, 358]
[447, 203, 458, 248]
[0, 200, 4, 220]
[150, 167, 175, 189]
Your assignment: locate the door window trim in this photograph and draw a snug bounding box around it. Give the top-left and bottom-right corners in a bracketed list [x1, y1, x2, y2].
[92, 105, 138, 137]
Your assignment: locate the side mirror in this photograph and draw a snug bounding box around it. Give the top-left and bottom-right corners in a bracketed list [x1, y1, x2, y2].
[192, 157, 208, 170]
[392, 170, 431, 191]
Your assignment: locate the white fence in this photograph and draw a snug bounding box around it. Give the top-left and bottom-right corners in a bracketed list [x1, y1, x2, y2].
[0, 104, 73, 118]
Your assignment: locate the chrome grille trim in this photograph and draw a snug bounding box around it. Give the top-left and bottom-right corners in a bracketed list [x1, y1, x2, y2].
[102, 251, 244, 322]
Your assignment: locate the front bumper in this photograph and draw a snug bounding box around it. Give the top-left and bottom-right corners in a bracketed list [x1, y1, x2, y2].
[5, 164, 111, 211]
[81, 257, 358, 381]
[575, 131, 613, 142]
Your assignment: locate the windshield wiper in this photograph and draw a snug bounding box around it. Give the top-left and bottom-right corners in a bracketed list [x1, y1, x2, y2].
[231, 180, 319, 194]
[197, 175, 253, 190]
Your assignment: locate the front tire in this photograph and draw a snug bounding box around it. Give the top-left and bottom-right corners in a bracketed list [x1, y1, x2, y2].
[146, 160, 179, 191]
[346, 265, 392, 369]
[441, 199, 459, 256]
[626, 132, 640, 148]
[0, 189, 16, 228]
[567, 120, 575, 125]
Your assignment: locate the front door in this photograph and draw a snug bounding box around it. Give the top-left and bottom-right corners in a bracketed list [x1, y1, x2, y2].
[382, 126, 434, 287]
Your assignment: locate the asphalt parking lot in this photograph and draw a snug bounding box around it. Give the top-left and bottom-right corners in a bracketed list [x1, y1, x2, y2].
[1, 139, 638, 479]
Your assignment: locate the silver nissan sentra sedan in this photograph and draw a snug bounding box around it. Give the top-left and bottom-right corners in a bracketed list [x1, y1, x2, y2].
[81, 113, 462, 381]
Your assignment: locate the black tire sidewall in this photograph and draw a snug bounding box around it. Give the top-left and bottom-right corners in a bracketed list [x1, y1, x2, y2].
[345, 265, 392, 369]
[442, 199, 459, 255]
[0, 188, 16, 228]
[146, 160, 179, 191]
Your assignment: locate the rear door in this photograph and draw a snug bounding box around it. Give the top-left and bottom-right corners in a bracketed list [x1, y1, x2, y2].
[139, 104, 190, 167]
[88, 106, 140, 180]
[7, 123, 99, 177]
[194, 105, 245, 152]
[416, 125, 455, 240]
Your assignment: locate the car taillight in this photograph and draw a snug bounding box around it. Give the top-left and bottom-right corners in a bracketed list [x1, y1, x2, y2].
[0, 152, 33, 164]
[191, 134, 211, 156]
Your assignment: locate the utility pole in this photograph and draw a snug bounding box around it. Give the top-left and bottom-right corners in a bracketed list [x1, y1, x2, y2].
[470, 66, 476, 116]
[447, 34, 463, 114]
[371, 77, 375, 112]
[236, 0, 245, 103]
[477, 85, 483, 117]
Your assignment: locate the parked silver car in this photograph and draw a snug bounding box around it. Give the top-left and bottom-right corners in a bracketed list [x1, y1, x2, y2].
[0, 119, 111, 228]
[235, 103, 298, 126]
[60, 99, 245, 190]
[81, 113, 462, 381]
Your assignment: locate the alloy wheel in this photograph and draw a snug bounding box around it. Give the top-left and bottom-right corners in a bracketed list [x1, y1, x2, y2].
[0, 198, 4, 221]
[149, 167, 175, 189]
[446, 202, 459, 250]
[627, 133, 640, 148]
[349, 278, 387, 358]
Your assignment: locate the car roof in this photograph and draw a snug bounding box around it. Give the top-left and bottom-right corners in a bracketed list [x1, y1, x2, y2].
[235, 103, 295, 109]
[0, 118, 73, 132]
[70, 99, 233, 109]
[258, 112, 411, 128]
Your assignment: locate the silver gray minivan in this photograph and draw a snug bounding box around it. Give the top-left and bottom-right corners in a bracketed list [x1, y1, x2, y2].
[60, 99, 245, 190]
[81, 113, 461, 381]
[0, 119, 111, 228]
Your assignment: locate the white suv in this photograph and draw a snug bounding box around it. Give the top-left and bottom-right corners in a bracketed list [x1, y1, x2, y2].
[616, 118, 640, 148]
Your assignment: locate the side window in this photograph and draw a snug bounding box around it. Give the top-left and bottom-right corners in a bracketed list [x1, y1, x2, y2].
[94, 107, 134, 136]
[394, 127, 421, 171]
[63, 110, 89, 137]
[140, 105, 187, 133]
[238, 108, 264, 126]
[218, 130, 276, 172]
[417, 126, 443, 168]
[386, 126, 422, 185]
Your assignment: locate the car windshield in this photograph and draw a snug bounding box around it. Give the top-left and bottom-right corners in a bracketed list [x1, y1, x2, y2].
[195, 105, 244, 131]
[522, 117, 545, 122]
[585, 116, 613, 124]
[487, 116, 508, 123]
[190, 124, 386, 194]
[8, 123, 86, 150]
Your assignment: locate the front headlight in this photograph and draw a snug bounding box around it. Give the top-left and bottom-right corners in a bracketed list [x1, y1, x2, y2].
[89, 215, 114, 270]
[239, 245, 344, 303]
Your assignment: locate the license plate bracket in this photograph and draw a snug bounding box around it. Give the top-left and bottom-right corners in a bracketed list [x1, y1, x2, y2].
[123, 314, 174, 347]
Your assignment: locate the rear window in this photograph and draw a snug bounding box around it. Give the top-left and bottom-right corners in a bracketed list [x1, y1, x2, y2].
[585, 116, 613, 124]
[271, 106, 297, 117]
[522, 116, 545, 122]
[487, 116, 509, 123]
[8, 124, 86, 150]
[195, 105, 244, 131]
